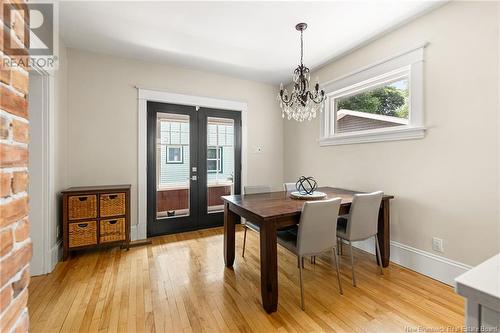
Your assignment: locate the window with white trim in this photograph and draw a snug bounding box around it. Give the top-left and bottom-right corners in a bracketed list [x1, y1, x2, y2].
[320, 46, 426, 146]
[207, 146, 223, 173]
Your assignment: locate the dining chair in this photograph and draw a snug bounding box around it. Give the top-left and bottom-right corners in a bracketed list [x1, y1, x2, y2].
[277, 198, 343, 310]
[241, 185, 272, 258]
[283, 182, 296, 192]
[337, 191, 384, 287]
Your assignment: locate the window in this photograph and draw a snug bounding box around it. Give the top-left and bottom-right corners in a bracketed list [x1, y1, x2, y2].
[320, 46, 426, 146]
[207, 146, 223, 173]
[166, 145, 183, 164]
[158, 117, 190, 187]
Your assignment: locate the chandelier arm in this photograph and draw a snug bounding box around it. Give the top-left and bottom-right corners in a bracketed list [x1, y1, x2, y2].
[280, 91, 295, 104]
[307, 90, 326, 104]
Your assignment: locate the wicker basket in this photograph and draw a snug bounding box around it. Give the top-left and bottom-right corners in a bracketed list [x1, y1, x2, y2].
[100, 193, 126, 217]
[100, 218, 126, 243]
[68, 221, 97, 248]
[68, 195, 97, 220]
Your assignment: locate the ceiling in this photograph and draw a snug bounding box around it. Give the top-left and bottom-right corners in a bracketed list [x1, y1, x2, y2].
[60, 1, 442, 84]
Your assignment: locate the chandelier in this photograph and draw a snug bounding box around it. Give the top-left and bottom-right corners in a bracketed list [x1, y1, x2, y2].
[278, 23, 326, 122]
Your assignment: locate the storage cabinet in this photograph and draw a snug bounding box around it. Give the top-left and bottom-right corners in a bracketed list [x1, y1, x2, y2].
[62, 185, 131, 260]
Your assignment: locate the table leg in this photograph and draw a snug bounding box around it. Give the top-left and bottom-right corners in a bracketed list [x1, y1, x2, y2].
[260, 221, 278, 313]
[377, 200, 390, 267]
[224, 203, 236, 267]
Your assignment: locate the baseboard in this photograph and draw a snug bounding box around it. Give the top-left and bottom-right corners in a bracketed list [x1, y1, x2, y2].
[49, 240, 62, 272]
[349, 239, 472, 286]
[131, 224, 138, 241]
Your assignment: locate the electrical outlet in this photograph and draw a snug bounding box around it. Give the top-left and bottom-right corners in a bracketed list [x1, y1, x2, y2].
[432, 237, 444, 253]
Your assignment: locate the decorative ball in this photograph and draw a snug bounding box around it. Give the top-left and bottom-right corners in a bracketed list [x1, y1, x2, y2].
[295, 176, 318, 195]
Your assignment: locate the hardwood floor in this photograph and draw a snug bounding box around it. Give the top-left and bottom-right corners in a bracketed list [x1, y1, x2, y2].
[28, 226, 464, 332]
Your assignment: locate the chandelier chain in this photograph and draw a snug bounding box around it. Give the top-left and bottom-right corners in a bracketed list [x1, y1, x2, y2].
[300, 30, 303, 66]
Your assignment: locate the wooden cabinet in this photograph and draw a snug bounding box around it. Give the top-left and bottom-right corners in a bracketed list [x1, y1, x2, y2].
[62, 185, 131, 260]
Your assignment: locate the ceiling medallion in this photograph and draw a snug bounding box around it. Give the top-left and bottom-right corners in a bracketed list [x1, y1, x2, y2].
[278, 23, 326, 122]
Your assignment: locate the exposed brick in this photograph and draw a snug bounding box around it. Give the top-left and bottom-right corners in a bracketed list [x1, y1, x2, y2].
[11, 119, 28, 143]
[11, 70, 28, 96]
[0, 229, 13, 256]
[11, 10, 25, 43]
[0, 144, 28, 167]
[0, 172, 12, 198]
[0, 289, 28, 333]
[0, 58, 11, 85]
[11, 310, 28, 333]
[2, 23, 29, 58]
[0, 85, 28, 118]
[0, 196, 28, 228]
[14, 218, 28, 242]
[0, 242, 32, 286]
[0, 285, 13, 313]
[11, 171, 27, 194]
[11, 267, 29, 297]
[0, 116, 12, 140]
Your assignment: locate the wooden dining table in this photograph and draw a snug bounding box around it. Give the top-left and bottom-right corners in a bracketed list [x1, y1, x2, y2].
[222, 187, 394, 313]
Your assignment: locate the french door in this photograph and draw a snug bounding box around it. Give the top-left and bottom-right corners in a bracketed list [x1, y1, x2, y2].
[147, 102, 242, 237]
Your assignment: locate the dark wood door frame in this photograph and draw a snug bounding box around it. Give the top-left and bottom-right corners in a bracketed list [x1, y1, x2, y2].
[147, 102, 199, 237]
[147, 102, 242, 237]
[197, 107, 242, 228]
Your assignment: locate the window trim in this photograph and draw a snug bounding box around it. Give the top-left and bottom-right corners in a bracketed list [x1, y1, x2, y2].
[166, 145, 184, 164]
[319, 44, 427, 146]
[207, 146, 223, 173]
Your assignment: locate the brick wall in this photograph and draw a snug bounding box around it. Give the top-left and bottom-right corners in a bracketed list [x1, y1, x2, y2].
[0, 0, 31, 332]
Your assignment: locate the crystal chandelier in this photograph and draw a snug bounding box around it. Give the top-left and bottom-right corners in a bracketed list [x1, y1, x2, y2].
[278, 23, 326, 122]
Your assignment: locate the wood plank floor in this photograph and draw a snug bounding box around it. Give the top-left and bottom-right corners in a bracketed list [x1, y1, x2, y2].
[28, 226, 464, 333]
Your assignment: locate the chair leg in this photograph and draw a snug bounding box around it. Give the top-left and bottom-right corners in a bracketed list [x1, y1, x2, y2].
[302, 257, 305, 268]
[374, 235, 384, 275]
[332, 248, 343, 295]
[299, 256, 305, 310]
[242, 225, 247, 258]
[349, 241, 356, 287]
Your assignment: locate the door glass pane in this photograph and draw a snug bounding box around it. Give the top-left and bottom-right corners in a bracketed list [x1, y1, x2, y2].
[157, 113, 190, 219]
[207, 117, 234, 213]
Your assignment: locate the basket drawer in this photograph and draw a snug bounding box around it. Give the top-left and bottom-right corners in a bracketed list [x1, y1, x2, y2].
[69, 221, 97, 248]
[68, 195, 97, 220]
[100, 193, 126, 217]
[100, 218, 126, 243]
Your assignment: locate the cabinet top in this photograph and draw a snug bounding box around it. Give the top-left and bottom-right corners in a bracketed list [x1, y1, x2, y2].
[62, 184, 131, 193]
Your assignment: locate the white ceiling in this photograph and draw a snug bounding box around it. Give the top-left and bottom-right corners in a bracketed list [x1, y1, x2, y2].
[60, 1, 442, 84]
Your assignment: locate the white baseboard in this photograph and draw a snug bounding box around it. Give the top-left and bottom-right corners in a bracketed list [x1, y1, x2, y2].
[349, 239, 472, 286]
[49, 240, 62, 272]
[131, 224, 138, 241]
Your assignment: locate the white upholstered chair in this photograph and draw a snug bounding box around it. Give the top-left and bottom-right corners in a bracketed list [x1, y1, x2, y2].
[241, 185, 272, 257]
[283, 182, 296, 192]
[277, 198, 343, 310]
[337, 191, 384, 286]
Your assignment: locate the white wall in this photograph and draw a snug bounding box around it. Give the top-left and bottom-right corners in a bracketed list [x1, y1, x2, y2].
[284, 1, 500, 266]
[65, 49, 284, 228]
